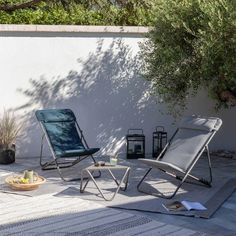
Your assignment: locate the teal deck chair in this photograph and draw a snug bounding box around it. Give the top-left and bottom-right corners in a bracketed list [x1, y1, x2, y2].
[137, 115, 222, 199]
[35, 109, 100, 181]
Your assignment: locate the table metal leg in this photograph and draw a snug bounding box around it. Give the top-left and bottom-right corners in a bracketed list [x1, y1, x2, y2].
[80, 169, 91, 193]
[80, 167, 130, 201]
[107, 168, 130, 191]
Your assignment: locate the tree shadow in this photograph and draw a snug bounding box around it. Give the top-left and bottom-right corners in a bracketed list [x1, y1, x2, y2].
[16, 38, 170, 157]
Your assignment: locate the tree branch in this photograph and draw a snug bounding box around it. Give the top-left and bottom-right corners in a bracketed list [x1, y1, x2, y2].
[220, 90, 236, 106]
[0, 0, 45, 12]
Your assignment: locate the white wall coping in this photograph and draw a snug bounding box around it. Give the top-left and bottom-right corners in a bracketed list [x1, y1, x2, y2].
[0, 24, 149, 34]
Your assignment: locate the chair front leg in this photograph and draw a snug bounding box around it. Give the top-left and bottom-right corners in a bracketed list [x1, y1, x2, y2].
[205, 145, 212, 184]
[137, 168, 152, 192]
[39, 133, 46, 167]
[137, 167, 188, 199]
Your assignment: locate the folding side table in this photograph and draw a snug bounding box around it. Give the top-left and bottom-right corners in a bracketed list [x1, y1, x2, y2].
[80, 164, 130, 201]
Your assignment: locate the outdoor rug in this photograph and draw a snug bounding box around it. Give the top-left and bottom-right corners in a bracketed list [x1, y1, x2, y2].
[0, 193, 209, 236]
[56, 158, 236, 219]
[0, 170, 68, 197]
[0, 181, 67, 197]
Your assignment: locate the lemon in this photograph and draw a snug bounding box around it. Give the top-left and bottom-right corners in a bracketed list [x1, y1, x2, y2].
[20, 178, 29, 184]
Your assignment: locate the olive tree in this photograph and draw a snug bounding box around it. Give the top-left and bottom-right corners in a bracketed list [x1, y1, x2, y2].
[141, 0, 236, 116]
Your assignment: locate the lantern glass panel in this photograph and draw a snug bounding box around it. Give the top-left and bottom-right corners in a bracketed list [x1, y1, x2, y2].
[152, 126, 167, 158]
[126, 129, 145, 159]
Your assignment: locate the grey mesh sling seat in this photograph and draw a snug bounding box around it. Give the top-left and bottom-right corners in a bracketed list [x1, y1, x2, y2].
[35, 109, 100, 181]
[137, 115, 222, 199]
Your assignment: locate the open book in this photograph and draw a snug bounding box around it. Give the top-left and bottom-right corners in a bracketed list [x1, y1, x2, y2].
[162, 200, 207, 212]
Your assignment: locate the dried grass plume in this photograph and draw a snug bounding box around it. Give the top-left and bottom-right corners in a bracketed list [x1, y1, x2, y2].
[0, 110, 22, 147]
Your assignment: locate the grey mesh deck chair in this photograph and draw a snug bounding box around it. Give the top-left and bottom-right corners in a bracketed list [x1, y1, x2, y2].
[35, 109, 100, 181]
[137, 115, 222, 199]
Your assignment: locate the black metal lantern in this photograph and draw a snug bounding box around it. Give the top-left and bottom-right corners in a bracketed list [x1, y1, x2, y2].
[126, 129, 145, 159]
[152, 126, 167, 158]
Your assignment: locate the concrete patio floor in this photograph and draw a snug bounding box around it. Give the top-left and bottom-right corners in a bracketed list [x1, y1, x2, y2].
[0, 155, 235, 235]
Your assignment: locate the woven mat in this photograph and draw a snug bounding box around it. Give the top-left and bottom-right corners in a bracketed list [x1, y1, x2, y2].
[56, 159, 236, 219]
[0, 194, 209, 236]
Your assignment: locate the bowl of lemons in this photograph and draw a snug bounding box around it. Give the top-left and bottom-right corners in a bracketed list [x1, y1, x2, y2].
[5, 174, 46, 191]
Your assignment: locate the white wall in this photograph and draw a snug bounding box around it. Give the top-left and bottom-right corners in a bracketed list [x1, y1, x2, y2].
[0, 25, 235, 157]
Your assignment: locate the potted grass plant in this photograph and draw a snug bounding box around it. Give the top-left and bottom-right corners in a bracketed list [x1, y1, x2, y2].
[0, 110, 22, 164]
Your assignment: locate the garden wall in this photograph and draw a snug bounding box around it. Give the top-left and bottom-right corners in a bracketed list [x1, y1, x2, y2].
[0, 25, 235, 158]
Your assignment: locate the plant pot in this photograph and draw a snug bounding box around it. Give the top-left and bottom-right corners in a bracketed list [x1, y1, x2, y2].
[0, 144, 15, 164]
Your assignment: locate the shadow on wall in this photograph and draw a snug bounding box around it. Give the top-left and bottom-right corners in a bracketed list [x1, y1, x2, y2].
[16, 38, 169, 157]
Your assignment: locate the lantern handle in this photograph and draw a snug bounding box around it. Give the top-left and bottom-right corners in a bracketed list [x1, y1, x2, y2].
[128, 129, 143, 135]
[155, 126, 165, 132]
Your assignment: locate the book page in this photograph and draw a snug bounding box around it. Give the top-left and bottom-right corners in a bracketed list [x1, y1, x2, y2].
[162, 201, 186, 211]
[181, 200, 207, 211]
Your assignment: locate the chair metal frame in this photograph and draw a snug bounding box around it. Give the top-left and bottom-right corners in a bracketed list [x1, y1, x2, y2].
[137, 128, 216, 199]
[37, 110, 101, 182]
